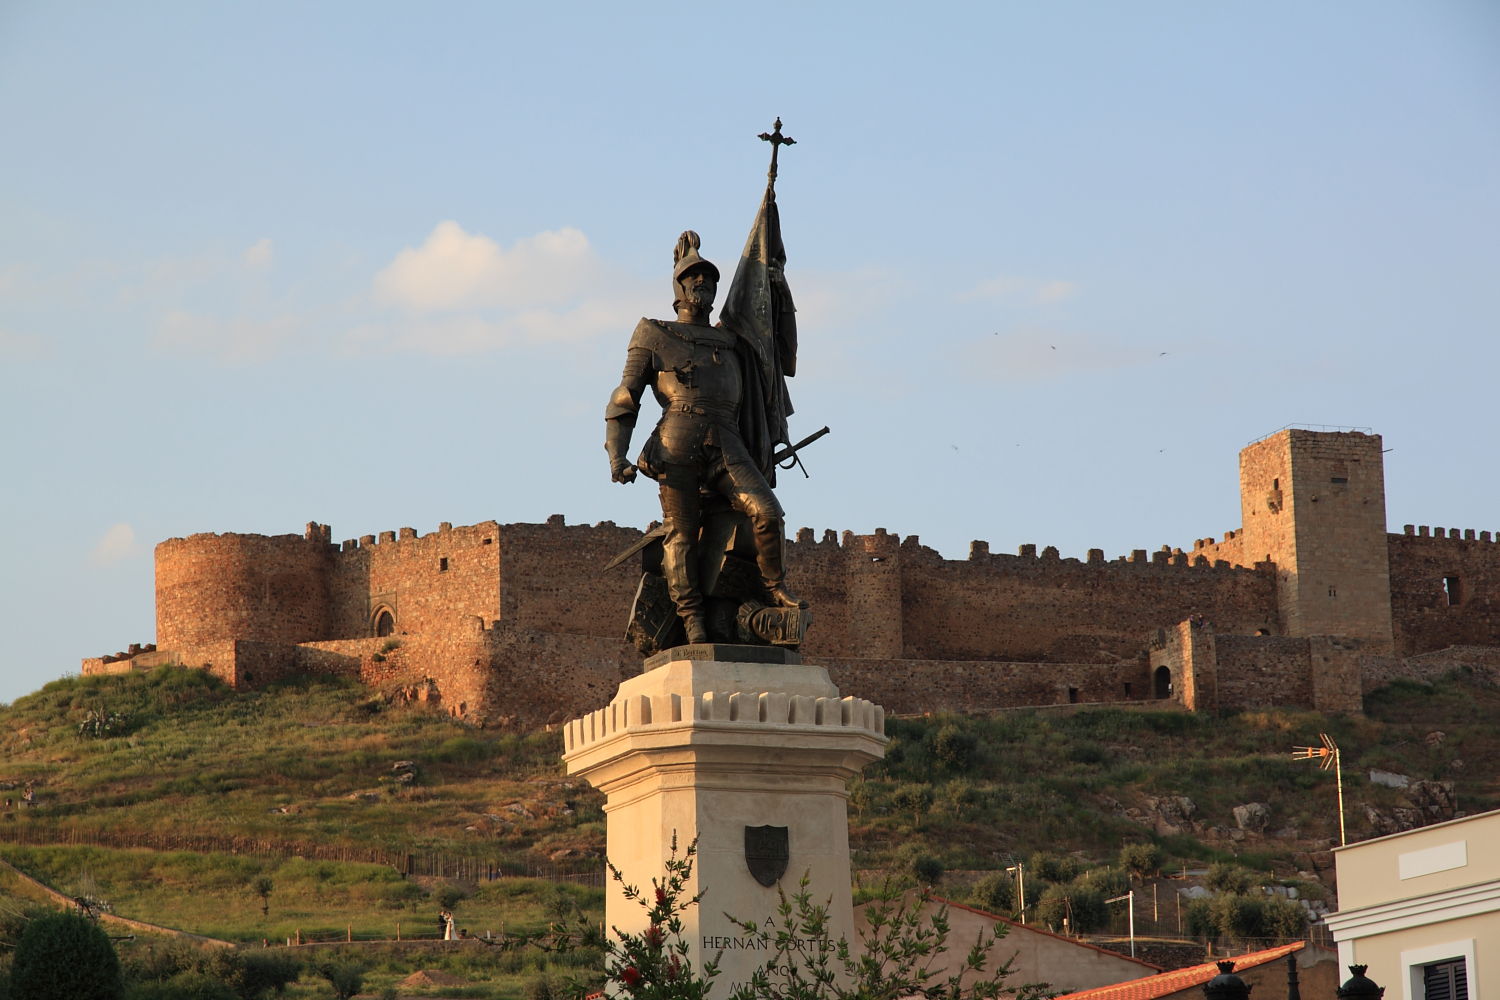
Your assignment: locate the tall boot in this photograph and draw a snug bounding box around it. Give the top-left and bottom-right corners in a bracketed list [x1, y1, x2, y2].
[751, 514, 808, 609]
[660, 485, 709, 643]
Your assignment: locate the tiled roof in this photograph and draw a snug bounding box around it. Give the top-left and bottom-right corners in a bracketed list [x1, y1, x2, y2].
[1052, 942, 1305, 1000]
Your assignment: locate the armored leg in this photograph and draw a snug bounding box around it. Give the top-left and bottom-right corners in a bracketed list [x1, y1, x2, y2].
[659, 479, 710, 644]
[750, 513, 807, 609]
[715, 463, 807, 610]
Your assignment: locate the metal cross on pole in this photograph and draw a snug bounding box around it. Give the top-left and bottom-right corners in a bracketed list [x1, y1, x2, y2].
[1292, 732, 1346, 846]
[758, 117, 796, 183]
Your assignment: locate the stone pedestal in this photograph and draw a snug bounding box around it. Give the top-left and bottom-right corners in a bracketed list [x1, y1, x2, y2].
[563, 652, 887, 996]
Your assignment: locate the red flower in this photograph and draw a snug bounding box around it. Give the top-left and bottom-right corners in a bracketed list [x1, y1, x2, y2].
[655, 887, 667, 905]
[621, 966, 642, 986]
[644, 924, 664, 948]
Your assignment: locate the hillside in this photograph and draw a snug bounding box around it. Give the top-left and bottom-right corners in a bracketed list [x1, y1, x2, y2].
[0, 663, 1494, 947]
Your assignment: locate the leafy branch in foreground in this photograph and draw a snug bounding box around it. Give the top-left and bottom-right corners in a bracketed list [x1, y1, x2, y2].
[727, 876, 1054, 1000]
[602, 834, 722, 1000]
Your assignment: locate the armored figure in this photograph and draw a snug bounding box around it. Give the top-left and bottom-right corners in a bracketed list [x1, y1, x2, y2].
[605, 231, 806, 647]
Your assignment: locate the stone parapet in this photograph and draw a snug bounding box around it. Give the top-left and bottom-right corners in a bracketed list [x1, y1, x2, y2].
[562, 657, 885, 763]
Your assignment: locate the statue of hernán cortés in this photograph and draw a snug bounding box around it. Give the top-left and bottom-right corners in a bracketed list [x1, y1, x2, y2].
[604, 120, 819, 654]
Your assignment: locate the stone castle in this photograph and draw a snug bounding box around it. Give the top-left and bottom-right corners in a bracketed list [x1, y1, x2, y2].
[84, 427, 1500, 728]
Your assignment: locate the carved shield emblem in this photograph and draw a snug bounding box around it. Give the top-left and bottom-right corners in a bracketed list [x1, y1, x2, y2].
[745, 825, 789, 887]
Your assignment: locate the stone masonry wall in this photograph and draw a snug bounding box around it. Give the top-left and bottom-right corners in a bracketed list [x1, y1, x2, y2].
[1387, 526, 1500, 656]
[1212, 634, 1314, 710]
[495, 517, 646, 635]
[892, 540, 1278, 663]
[1279, 431, 1393, 650]
[820, 656, 1152, 715]
[329, 521, 502, 639]
[156, 529, 332, 648]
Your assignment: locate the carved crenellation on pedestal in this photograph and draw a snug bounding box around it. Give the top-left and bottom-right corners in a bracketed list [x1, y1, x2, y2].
[563, 688, 885, 757]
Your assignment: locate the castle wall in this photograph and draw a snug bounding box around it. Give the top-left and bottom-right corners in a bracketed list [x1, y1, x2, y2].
[156, 530, 332, 648]
[329, 522, 502, 639]
[353, 620, 636, 728]
[1213, 633, 1314, 710]
[1387, 526, 1500, 656]
[889, 540, 1278, 663]
[104, 426, 1500, 724]
[820, 656, 1151, 715]
[494, 517, 645, 635]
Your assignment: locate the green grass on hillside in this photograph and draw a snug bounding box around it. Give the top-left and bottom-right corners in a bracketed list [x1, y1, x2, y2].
[0, 668, 596, 868]
[0, 663, 1494, 956]
[0, 844, 597, 945]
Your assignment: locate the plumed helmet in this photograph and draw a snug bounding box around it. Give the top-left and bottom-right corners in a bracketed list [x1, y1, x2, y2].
[671, 230, 719, 306]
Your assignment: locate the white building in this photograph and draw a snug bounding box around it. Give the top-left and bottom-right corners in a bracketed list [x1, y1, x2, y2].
[1324, 808, 1500, 1000]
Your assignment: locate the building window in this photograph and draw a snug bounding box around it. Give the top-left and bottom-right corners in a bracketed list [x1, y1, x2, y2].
[1328, 585, 1337, 598]
[1067, 687, 1079, 704]
[1422, 960, 1467, 1000]
[439, 557, 449, 571]
[1443, 576, 1462, 606]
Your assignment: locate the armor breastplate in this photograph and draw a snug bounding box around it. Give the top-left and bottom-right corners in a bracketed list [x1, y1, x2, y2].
[636, 320, 742, 420]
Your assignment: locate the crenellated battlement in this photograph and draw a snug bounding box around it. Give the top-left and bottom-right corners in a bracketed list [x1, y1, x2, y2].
[1399, 525, 1497, 544]
[90, 424, 1500, 723]
[563, 687, 884, 756]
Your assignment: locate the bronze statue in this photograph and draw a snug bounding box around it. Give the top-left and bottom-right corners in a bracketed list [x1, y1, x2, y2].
[605, 120, 817, 653]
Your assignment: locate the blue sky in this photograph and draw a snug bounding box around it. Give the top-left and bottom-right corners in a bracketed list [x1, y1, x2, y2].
[2, 1, 1496, 703]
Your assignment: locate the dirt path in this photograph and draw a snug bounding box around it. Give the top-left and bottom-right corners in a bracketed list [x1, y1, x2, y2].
[0, 855, 234, 948]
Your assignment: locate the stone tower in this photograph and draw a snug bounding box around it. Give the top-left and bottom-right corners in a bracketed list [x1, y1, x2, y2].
[1237, 428, 1393, 653]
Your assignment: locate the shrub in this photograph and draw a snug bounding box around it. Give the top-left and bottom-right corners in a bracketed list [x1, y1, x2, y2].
[1205, 863, 1258, 895]
[1118, 843, 1164, 882]
[1187, 892, 1307, 943]
[316, 961, 365, 1000]
[436, 882, 470, 911]
[1026, 851, 1081, 886]
[929, 723, 977, 771]
[1074, 866, 1128, 899]
[234, 951, 302, 998]
[601, 836, 718, 1000]
[11, 909, 123, 1000]
[890, 783, 934, 824]
[968, 870, 1013, 914]
[910, 856, 944, 886]
[1034, 883, 1109, 934]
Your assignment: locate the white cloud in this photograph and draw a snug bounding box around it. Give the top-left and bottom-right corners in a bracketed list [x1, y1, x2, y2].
[374, 221, 597, 311]
[1035, 279, 1079, 305]
[92, 523, 138, 565]
[242, 238, 274, 269]
[0, 328, 47, 360]
[341, 296, 639, 356]
[962, 274, 1079, 305]
[968, 326, 1171, 382]
[154, 310, 300, 364]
